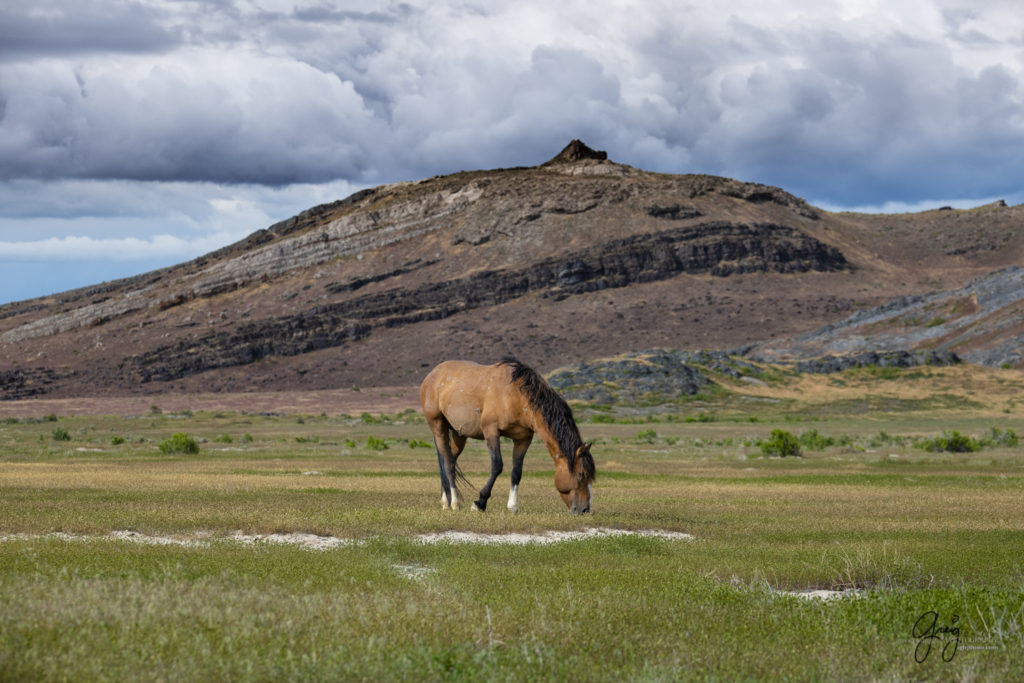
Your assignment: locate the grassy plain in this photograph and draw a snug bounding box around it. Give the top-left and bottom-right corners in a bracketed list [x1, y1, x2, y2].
[2, 365, 1024, 680]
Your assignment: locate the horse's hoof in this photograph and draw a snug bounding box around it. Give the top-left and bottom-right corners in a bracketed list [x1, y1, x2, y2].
[507, 505, 519, 514]
[471, 502, 481, 512]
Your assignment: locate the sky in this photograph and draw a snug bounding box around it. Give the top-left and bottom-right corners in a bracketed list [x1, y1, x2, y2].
[1, 0, 1023, 305]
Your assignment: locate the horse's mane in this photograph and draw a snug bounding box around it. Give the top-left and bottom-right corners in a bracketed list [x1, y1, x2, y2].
[500, 357, 595, 482]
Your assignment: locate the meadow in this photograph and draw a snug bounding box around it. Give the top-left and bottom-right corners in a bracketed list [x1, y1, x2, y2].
[1, 366, 1023, 680]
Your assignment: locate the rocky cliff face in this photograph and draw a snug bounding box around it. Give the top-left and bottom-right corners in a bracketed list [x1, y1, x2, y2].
[1, 141, 1022, 399]
[750, 267, 1024, 368]
[120, 221, 846, 384]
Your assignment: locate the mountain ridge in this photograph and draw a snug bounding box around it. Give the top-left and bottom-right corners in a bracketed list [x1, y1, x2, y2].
[1, 141, 1022, 399]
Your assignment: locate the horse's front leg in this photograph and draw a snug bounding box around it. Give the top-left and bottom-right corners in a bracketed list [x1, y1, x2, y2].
[472, 430, 503, 511]
[507, 434, 532, 513]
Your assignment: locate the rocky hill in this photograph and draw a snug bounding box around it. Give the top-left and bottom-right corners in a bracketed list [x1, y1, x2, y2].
[749, 266, 1024, 368]
[1, 141, 1022, 400]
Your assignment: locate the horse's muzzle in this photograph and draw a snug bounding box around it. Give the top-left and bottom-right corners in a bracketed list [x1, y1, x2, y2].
[570, 503, 591, 515]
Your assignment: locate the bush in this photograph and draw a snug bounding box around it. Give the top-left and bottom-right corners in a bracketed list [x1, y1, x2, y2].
[52, 427, 71, 442]
[213, 434, 234, 444]
[158, 433, 199, 455]
[636, 429, 658, 444]
[798, 429, 835, 451]
[983, 427, 1018, 448]
[916, 431, 981, 453]
[111, 436, 126, 445]
[408, 439, 433, 449]
[760, 429, 802, 457]
[870, 431, 909, 448]
[367, 436, 389, 451]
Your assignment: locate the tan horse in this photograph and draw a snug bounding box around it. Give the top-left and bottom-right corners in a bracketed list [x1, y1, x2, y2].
[419, 357, 595, 514]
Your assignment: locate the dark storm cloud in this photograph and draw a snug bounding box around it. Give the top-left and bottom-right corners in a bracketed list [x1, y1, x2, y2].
[0, 1, 185, 58]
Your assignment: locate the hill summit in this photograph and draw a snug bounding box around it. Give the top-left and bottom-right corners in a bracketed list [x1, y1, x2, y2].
[543, 139, 609, 165]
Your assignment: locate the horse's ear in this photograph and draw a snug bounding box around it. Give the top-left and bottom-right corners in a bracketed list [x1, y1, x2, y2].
[576, 442, 593, 457]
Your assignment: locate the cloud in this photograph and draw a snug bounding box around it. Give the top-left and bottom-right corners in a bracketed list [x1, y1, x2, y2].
[0, 232, 244, 262]
[0, 177, 365, 303]
[0, 178, 364, 241]
[0, 0, 1022, 206]
[0, 49, 382, 184]
[0, 0, 184, 58]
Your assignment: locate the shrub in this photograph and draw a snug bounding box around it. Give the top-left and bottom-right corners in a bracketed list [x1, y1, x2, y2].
[760, 429, 802, 457]
[636, 429, 658, 444]
[798, 429, 835, 451]
[111, 436, 126, 445]
[42, 413, 58, 423]
[367, 436, 389, 451]
[870, 431, 909, 448]
[408, 439, 433, 449]
[158, 433, 199, 455]
[983, 427, 1018, 448]
[213, 434, 234, 443]
[916, 431, 981, 453]
[52, 427, 71, 442]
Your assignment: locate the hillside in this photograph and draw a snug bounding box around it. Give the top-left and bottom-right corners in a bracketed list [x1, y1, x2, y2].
[1, 141, 1022, 400]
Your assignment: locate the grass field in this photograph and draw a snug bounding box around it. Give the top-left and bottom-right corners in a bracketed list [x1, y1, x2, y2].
[2, 369, 1024, 680]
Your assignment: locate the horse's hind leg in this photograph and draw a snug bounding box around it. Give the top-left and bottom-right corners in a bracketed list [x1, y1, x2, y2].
[429, 419, 461, 510]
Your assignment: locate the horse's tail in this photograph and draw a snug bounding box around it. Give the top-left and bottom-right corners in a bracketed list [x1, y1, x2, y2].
[435, 440, 475, 493]
[453, 461, 474, 492]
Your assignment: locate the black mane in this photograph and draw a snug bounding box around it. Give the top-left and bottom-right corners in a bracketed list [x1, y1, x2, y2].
[500, 357, 595, 482]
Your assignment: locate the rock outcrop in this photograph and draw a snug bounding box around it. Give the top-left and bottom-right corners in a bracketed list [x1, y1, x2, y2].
[750, 267, 1024, 369]
[120, 221, 846, 384]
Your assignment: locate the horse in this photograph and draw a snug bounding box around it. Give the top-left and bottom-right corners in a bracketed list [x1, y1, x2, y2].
[419, 357, 596, 515]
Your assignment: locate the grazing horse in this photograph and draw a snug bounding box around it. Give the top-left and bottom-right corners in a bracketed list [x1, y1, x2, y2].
[419, 357, 596, 514]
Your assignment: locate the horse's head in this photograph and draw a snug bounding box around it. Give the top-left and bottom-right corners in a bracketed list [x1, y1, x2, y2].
[554, 443, 595, 515]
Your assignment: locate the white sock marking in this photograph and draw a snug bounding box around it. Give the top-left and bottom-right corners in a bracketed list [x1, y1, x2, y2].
[507, 484, 519, 512]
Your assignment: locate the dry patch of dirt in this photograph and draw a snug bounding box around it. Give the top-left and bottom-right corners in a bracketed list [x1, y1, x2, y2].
[0, 528, 694, 549]
[415, 528, 694, 544]
[0, 386, 420, 418]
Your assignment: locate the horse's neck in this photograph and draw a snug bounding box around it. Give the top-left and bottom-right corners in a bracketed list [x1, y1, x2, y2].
[526, 410, 564, 461]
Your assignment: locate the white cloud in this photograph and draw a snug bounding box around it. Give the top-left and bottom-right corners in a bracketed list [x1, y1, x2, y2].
[0, 232, 244, 262]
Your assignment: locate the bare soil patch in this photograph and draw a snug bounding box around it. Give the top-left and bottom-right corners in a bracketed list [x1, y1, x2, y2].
[0, 386, 420, 418]
[0, 528, 694, 549]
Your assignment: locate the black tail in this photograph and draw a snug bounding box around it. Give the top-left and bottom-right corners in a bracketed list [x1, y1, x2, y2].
[436, 445, 474, 495]
[453, 460, 474, 491]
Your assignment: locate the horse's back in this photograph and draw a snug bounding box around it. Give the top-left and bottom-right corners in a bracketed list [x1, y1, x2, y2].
[419, 360, 516, 436]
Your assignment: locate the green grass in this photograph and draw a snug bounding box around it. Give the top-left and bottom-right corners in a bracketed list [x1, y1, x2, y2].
[1, 407, 1023, 680]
